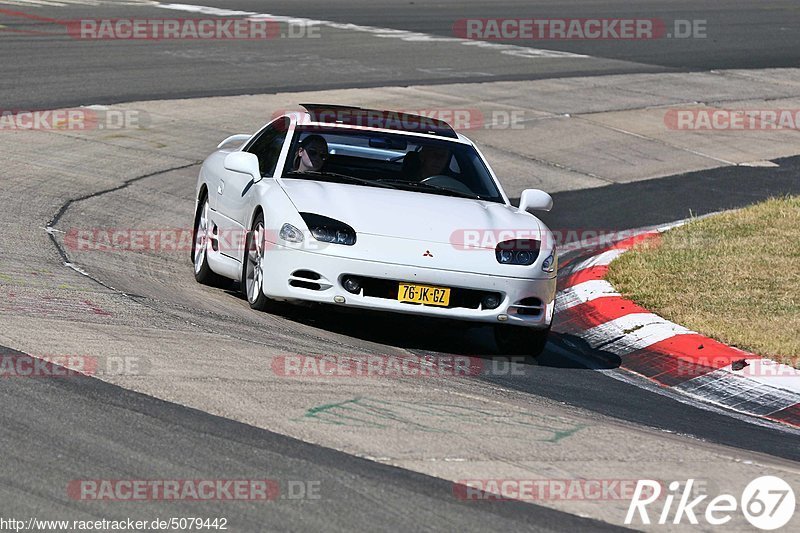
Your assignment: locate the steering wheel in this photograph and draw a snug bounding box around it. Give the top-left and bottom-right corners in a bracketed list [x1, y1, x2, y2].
[421, 175, 474, 195]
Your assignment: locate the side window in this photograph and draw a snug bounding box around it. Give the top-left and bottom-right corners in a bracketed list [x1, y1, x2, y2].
[247, 117, 289, 176]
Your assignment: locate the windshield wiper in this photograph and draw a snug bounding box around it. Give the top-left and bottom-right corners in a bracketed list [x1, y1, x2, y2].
[284, 171, 398, 189]
[377, 178, 483, 200]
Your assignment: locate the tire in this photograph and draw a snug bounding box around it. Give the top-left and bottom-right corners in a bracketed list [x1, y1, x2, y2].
[192, 194, 226, 286]
[242, 212, 271, 311]
[494, 324, 551, 360]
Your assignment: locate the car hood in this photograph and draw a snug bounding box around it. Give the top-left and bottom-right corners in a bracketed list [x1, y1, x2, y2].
[279, 179, 547, 248]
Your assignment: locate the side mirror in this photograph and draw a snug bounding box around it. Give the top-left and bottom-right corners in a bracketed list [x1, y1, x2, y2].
[224, 152, 261, 182]
[518, 189, 553, 213]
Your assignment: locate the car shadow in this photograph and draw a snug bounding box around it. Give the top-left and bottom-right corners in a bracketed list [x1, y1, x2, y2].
[226, 286, 487, 353]
[225, 286, 620, 371]
[544, 332, 622, 370]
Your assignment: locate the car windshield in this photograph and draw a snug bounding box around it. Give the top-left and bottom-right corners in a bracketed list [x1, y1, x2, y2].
[281, 127, 505, 202]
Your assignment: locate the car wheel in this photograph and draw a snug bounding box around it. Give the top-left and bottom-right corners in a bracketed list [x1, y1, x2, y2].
[192, 194, 226, 286]
[494, 324, 551, 360]
[243, 213, 271, 311]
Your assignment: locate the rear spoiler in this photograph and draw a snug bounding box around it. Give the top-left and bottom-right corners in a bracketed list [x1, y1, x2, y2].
[217, 134, 251, 149]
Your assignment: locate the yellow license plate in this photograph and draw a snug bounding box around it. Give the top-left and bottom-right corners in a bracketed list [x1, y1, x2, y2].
[398, 283, 450, 307]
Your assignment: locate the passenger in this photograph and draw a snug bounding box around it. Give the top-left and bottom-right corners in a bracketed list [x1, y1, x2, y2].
[294, 134, 329, 172]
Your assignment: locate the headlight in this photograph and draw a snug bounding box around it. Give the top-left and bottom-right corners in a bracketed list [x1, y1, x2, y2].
[300, 213, 356, 246]
[495, 239, 539, 265]
[541, 249, 557, 273]
[279, 223, 304, 243]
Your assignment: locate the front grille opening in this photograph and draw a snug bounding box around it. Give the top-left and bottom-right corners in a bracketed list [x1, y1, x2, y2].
[290, 280, 322, 290]
[351, 275, 500, 310]
[512, 297, 543, 316]
[292, 269, 321, 280]
[211, 224, 219, 252]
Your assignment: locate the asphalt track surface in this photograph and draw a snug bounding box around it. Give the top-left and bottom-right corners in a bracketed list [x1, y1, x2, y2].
[8, 147, 796, 528]
[0, 0, 799, 108]
[2, 0, 800, 530]
[55, 151, 800, 460]
[0, 343, 624, 531]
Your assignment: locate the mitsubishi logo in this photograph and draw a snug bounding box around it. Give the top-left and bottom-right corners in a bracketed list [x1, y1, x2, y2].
[423, 250, 433, 257]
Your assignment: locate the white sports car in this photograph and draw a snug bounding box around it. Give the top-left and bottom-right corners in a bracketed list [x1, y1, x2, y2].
[192, 105, 557, 356]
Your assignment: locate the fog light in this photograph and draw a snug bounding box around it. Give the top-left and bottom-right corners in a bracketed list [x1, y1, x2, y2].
[342, 276, 361, 294]
[482, 294, 501, 310]
[334, 296, 345, 304]
[497, 314, 508, 322]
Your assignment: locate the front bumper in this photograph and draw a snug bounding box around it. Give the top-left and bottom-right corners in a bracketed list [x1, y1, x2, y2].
[261, 243, 556, 328]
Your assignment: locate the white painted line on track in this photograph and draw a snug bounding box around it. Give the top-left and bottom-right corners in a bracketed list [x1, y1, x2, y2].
[155, 3, 590, 60]
[0, 0, 157, 5]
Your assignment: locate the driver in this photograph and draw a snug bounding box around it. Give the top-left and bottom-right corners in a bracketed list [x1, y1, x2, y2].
[418, 145, 451, 179]
[294, 134, 329, 172]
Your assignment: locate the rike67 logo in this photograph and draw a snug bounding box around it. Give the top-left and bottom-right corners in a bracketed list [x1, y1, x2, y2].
[626, 477, 795, 530]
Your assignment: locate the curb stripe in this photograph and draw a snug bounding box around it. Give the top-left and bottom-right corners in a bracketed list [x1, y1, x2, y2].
[557, 266, 609, 291]
[636, 333, 752, 366]
[551, 228, 800, 428]
[554, 296, 650, 334]
[717, 359, 800, 392]
[675, 370, 800, 416]
[623, 334, 755, 386]
[582, 313, 692, 356]
[557, 231, 659, 281]
[609, 232, 660, 251]
[566, 249, 625, 273]
[769, 403, 800, 426]
[555, 280, 619, 313]
[624, 349, 719, 386]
